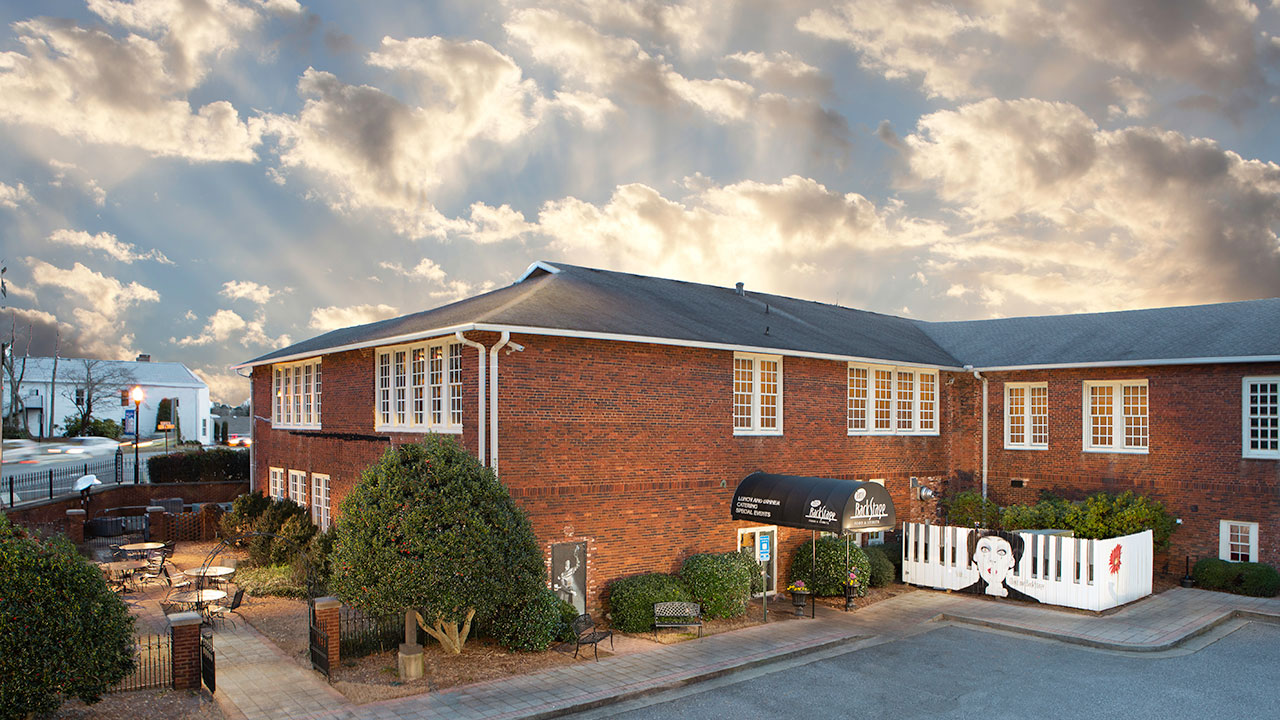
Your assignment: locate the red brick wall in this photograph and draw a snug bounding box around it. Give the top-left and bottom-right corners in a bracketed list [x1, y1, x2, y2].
[965, 363, 1280, 568]
[252, 334, 960, 614]
[4, 481, 248, 524]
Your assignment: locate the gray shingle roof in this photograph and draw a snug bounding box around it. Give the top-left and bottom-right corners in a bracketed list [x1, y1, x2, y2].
[239, 262, 1280, 370]
[916, 298, 1280, 368]
[18, 358, 206, 387]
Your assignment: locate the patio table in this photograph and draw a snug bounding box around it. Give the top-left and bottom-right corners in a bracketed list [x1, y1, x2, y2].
[167, 588, 227, 612]
[185, 566, 235, 587]
[119, 541, 165, 559]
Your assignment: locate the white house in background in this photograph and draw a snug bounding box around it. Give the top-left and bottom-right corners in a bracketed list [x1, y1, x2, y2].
[3, 355, 211, 443]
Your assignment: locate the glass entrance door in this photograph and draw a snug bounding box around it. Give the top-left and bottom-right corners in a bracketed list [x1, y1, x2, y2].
[738, 526, 777, 595]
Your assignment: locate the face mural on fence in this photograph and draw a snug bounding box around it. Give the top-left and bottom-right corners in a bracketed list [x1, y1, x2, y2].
[961, 529, 1038, 602]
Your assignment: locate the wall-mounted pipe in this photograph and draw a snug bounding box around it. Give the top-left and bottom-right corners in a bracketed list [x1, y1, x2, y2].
[454, 331, 487, 466]
[489, 331, 512, 472]
[966, 365, 989, 500]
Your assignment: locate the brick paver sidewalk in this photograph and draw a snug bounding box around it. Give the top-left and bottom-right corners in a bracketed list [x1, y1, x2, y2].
[208, 587, 1280, 720]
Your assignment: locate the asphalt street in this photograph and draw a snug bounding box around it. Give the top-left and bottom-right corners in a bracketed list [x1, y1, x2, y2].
[580, 622, 1280, 720]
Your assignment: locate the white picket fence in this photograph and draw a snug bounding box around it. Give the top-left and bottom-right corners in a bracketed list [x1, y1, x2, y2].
[900, 523, 1152, 611]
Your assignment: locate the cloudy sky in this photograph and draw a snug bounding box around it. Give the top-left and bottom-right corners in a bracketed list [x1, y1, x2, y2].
[3, 0, 1280, 403]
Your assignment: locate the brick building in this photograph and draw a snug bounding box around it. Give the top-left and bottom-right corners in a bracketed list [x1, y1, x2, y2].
[235, 262, 1279, 610]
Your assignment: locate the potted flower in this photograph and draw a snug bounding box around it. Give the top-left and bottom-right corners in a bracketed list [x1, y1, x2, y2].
[843, 569, 860, 611]
[786, 580, 810, 616]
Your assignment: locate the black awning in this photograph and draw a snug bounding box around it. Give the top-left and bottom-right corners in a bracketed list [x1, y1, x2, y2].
[730, 472, 896, 534]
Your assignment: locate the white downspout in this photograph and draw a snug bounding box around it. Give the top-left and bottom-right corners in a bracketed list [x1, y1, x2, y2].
[455, 331, 487, 467]
[488, 331, 511, 472]
[966, 365, 989, 500]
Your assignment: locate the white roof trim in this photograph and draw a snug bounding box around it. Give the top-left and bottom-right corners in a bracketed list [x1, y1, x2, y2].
[974, 355, 1280, 372]
[233, 321, 965, 371]
[517, 261, 561, 283]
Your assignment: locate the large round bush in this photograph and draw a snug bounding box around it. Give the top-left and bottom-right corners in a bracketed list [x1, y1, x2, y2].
[680, 552, 753, 619]
[487, 586, 565, 651]
[789, 536, 872, 597]
[1240, 563, 1280, 597]
[606, 573, 692, 632]
[863, 545, 895, 587]
[0, 515, 136, 719]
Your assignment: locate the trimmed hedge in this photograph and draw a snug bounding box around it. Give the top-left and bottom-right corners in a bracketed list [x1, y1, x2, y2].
[606, 573, 692, 632]
[864, 545, 895, 587]
[788, 536, 872, 597]
[941, 490, 1177, 552]
[147, 447, 249, 483]
[1193, 558, 1280, 597]
[487, 586, 565, 651]
[680, 552, 753, 619]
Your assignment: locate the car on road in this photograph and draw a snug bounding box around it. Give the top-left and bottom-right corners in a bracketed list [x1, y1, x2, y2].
[59, 436, 125, 455]
[1, 439, 37, 462]
[226, 434, 252, 447]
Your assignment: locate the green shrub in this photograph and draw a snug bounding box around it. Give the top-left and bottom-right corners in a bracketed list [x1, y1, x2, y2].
[606, 573, 692, 632]
[1072, 491, 1177, 551]
[1239, 563, 1280, 598]
[1192, 558, 1234, 590]
[864, 546, 895, 587]
[728, 548, 766, 595]
[147, 447, 249, 483]
[221, 492, 271, 541]
[942, 491, 1001, 528]
[879, 537, 903, 577]
[680, 552, 753, 619]
[0, 514, 136, 718]
[246, 498, 313, 566]
[789, 536, 872, 597]
[487, 586, 565, 651]
[295, 528, 337, 596]
[271, 514, 318, 566]
[555, 597, 580, 642]
[235, 564, 308, 598]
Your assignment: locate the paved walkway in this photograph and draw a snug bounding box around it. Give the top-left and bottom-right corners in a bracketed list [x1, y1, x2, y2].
[208, 587, 1280, 720]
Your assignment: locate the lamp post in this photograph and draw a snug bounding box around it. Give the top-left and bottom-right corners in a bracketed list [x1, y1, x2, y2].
[130, 385, 144, 484]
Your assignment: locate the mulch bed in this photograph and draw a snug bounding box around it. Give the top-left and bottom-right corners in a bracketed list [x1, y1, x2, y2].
[52, 689, 222, 720]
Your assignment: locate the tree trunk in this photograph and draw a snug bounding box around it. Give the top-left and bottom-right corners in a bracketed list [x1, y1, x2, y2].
[414, 608, 476, 654]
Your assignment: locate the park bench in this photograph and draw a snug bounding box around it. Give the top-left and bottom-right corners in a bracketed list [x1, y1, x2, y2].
[653, 601, 703, 639]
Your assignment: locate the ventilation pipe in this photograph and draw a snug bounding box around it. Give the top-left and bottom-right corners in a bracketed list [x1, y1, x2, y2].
[966, 365, 989, 500]
[455, 331, 487, 466]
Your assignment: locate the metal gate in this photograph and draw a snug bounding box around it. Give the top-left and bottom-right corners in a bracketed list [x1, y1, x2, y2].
[200, 629, 215, 694]
[308, 600, 330, 681]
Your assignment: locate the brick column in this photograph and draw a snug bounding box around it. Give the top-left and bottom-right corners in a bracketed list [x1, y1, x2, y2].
[313, 596, 341, 668]
[146, 506, 167, 543]
[168, 612, 202, 690]
[65, 509, 85, 545]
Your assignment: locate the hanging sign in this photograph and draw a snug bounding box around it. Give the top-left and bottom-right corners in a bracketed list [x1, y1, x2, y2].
[758, 533, 771, 561]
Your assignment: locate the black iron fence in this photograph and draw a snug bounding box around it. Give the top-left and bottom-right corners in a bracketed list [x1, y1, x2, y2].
[114, 633, 171, 692]
[201, 629, 216, 694]
[309, 600, 331, 681]
[3, 449, 147, 508]
[338, 606, 408, 659]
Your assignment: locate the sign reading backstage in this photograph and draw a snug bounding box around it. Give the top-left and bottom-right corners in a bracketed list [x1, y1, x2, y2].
[730, 472, 896, 533]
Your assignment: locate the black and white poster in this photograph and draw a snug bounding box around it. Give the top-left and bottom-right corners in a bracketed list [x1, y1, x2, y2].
[551, 542, 587, 614]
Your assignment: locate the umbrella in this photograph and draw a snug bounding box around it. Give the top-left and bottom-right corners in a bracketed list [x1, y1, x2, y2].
[73, 474, 102, 492]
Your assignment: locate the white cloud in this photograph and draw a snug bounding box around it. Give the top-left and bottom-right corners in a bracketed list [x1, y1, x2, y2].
[0, 181, 33, 209]
[464, 202, 536, 244]
[0, 1, 265, 161]
[903, 98, 1280, 311]
[722, 51, 831, 97]
[309, 304, 400, 331]
[191, 365, 249, 404]
[263, 35, 544, 239]
[47, 159, 107, 206]
[379, 259, 447, 282]
[220, 279, 278, 304]
[47, 229, 173, 264]
[27, 258, 160, 358]
[175, 307, 288, 347]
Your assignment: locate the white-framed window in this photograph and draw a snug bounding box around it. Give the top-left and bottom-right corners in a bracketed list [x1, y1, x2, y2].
[311, 474, 331, 532]
[268, 467, 284, 501]
[377, 339, 464, 433]
[732, 353, 782, 435]
[288, 470, 307, 506]
[848, 364, 939, 435]
[1219, 520, 1258, 563]
[1082, 380, 1148, 453]
[1005, 382, 1048, 450]
[1243, 377, 1279, 459]
[272, 358, 322, 429]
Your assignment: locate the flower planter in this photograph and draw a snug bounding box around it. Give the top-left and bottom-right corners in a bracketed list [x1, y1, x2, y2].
[790, 591, 809, 617]
[844, 584, 857, 611]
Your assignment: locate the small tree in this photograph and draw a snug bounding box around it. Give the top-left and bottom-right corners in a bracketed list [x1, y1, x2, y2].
[220, 420, 229, 444]
[330, 436, 547, 654]
[154, 397, 172, 432]
[0, 514, 136, 718]
[61, 359, 134, 434]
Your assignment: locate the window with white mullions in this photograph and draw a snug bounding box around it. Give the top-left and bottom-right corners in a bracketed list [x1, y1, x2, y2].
[272, 358, 322, 429]
[1243, 377, 1279, 459]
[732, 353, 783, 435]
[1219, 520, 1258, 562]
[375, 338, 465, 433]
[268, 467, 284, 501]
[848, 364, 939, 436]
[288, 470, 307, 506]
[311, 474, 331, 532]
[1005, 382, 1048, 450]
[1083, 380, 1147, 453]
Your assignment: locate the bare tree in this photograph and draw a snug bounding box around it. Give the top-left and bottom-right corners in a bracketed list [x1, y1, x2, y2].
[61, 359, 134, 436]
[46, 331, 59, 439]
[3, 314, 32, 437]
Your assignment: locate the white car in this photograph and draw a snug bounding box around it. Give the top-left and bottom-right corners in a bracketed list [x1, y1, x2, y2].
[1, 439, 37, 462]
[61, 436, 125, 455]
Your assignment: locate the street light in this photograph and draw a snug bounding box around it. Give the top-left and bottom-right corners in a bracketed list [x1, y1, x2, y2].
[130, 385, 144, 485]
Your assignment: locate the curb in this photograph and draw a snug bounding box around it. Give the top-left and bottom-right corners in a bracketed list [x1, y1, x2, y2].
[508, 632, 864, 720]
[934, 609, 1280, 653]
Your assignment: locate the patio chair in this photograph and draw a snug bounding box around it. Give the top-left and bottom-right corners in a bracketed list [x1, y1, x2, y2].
[206, 588, 245, 629]
[571, 613, 613, 661]
[163, 565, 192, 590]
[137, 552, 167, 587]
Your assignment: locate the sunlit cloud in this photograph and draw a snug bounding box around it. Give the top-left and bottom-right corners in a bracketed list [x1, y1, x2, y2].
[47, 229, 173, 264]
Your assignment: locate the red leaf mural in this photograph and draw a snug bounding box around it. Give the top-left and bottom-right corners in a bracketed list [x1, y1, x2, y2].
[1109, 545, 1122, 575]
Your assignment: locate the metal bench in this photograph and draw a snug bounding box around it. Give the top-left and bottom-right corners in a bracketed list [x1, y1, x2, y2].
[571, 613, 613, 661]
[653, 601, 703, 639]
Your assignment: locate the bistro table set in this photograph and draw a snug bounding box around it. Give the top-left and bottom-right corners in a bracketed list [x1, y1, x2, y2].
[97, 542, 242, 627]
